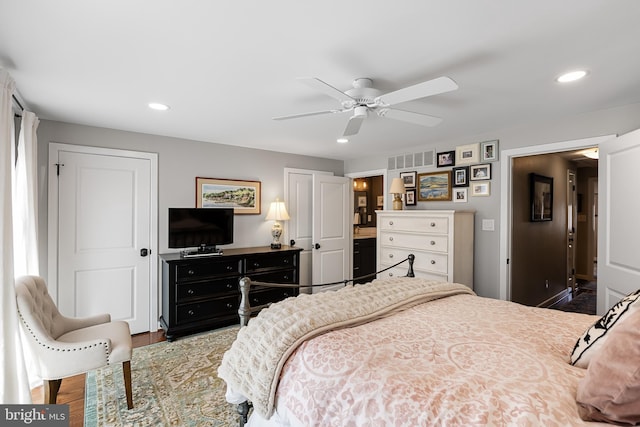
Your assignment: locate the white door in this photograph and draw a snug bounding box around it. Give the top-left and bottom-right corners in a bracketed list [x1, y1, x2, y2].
[312, 174, 351, 292]
[284, 168, 332, 291]
[597, 128, 640, 314]
[52, 145, 156, 334]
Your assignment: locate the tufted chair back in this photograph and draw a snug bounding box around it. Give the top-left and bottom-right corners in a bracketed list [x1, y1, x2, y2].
[15, 275, 133, 408]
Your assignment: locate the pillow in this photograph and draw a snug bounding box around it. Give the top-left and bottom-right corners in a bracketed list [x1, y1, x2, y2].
[570, 289, 640, 368]
[576, 309, 640, 424]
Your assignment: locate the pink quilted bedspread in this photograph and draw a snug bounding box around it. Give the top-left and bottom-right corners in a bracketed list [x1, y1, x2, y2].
[275, 294, 602, 426]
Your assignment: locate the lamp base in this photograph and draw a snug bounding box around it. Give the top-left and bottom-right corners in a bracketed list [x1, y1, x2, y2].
[392, 195, 403, 210]
[270, 243, 282, 249]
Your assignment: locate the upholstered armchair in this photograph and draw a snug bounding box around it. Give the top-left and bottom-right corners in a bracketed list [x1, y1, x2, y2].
[14, 275, 133, 409]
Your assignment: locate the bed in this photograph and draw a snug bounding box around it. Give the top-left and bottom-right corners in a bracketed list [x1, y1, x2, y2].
[218, 262, 640, 426]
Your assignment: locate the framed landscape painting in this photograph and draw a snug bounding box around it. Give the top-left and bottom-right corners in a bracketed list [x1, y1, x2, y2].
[417, 171, 452, 201]
[196, 177, 261, 214]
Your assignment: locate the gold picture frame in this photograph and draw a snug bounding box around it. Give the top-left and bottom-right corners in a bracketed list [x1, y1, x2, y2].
[196, 177, 261, 214]
[417, 171, 452, 201]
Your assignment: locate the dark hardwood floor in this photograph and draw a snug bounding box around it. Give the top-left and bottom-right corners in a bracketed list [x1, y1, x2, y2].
[30, 329, 167, 427]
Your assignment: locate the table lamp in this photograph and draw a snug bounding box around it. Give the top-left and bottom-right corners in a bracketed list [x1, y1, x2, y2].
[265, 198, 290, 249]
[389, 177, 406, 210]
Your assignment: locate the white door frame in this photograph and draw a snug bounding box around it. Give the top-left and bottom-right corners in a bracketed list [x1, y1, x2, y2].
[499, 134, 614, 301]
[47, 143, 159, 329]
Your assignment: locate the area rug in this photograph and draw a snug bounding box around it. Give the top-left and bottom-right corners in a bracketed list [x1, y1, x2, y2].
[84, 326, 240, 426]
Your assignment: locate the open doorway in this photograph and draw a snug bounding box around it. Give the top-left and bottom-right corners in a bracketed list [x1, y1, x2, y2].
[346, 170, 386, 283]
[499, 135, 612, 308]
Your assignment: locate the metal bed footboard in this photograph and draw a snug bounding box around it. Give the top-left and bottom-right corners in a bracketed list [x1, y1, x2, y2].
[234, 253, 415, 426]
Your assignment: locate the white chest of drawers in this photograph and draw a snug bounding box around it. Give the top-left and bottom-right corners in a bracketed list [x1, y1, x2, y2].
[376, 210, 475, 289]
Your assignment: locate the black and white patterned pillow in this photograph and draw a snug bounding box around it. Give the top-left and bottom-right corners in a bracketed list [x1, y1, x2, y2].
[570, 289, 640, 368]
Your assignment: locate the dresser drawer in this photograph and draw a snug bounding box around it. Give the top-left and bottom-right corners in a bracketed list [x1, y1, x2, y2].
[380, 216, 449, 234]
[176, 277, 239, 302]
[380, 248, 448, 275]
[380, 231, 448, 253]
[248, 287, 296, 308]
[377, 265, 447, 282]
[176, 295, 238, 324]
[250, 269, 297, 284]
[246, 252, 295, 273]
[176, 259, 241, 282]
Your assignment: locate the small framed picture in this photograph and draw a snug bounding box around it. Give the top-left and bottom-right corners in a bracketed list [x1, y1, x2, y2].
[455, 143, 480, 165]
[470, 163, 492, 181]
[530, 173, 553, 222]
[376, 195, 384, 206]
[405, 189, 417, 206]
[417, 171, 452, 201]
[358, 195, 367, 207]
[481, 140, 499, 162]
[471, 181, 491, 197]
[400, 171, 417, 188]
[453, 188, 468, 203]
[437, 150, 456, 168]
[452, 166, 469, 187]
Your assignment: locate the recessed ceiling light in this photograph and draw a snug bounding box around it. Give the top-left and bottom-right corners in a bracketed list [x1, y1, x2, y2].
[337, 138, 349, 144]
[556, 70, 588, 83]
[148, 102, 170, 111]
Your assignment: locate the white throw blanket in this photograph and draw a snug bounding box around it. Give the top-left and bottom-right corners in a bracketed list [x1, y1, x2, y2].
[217, 277, 475, 418]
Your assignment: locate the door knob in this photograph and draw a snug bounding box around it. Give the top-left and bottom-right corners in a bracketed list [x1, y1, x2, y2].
[140, 248, 149, 257]
[314, 243, 321, 249]
[290, 239, 296, 246]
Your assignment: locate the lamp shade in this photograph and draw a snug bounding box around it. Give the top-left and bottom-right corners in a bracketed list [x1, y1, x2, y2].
[389, 178, 405, 194]
[265, 199, 290, 221]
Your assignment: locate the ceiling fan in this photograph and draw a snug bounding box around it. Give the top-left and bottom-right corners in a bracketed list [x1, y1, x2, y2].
[273, 76, 458, 137]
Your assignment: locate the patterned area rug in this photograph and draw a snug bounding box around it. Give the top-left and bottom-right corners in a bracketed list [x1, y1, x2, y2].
[84, 326, 240, 426]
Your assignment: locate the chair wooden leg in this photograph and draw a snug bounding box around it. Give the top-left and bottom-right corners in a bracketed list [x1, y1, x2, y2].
[123, 360, 133, 409]
[44, 379, 62, 404]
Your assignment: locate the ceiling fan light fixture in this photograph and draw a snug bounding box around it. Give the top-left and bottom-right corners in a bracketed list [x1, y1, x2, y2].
[556, 70, 588, 83]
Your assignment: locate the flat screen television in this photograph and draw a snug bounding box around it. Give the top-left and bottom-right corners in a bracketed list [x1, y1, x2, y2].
[168, 208, 233, 253]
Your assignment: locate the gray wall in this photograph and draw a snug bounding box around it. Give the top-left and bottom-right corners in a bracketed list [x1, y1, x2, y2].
[345, 102, 640, 299]
[37, 120, 344, 279]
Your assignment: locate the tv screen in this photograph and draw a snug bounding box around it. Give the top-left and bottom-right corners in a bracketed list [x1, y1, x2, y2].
[168, 208, 234, 249]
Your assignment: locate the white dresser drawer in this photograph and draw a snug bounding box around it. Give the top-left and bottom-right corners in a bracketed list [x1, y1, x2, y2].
[380, 215, 449, 233]
[380, 231, 448, 253]
[380, 248, 448, 275]
[377, 265, 448, 282]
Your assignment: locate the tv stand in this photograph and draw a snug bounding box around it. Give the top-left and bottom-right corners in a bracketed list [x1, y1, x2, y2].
[159, 245, 302, 341]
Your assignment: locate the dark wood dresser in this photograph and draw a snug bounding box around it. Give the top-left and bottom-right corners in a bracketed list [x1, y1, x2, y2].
[159, 245, 301, 341]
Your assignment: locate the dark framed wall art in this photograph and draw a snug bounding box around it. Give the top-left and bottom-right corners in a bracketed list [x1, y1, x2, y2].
[530, 173, 553, 222]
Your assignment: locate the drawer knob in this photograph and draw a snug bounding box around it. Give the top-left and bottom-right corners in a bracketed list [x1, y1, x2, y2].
[188, 269, 195, 275]
[430, 222, 436, 227]
[430, 240, 436, 245]
[389, 220, 394, 225]
[253, 262, 260, 268]
[283, 259, 289, 264]
[252, 298, 259, 304]
[388, 254, 394, 258]
[284, 292, 290, 297]
[227, 265, 234, 271]
[226, 303, 233, 309]
[188, 310, 194, 316]
[431, 260, 436, 265]
[226, 283, 233, 289]
[388, 272, 394, 277]
[187, 289, 195, 295]
[389, 236, 394, 242]
[283, 275, 289, 280]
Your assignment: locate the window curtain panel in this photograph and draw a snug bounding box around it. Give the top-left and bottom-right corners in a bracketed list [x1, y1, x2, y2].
[0, 68, 31, 404]
[13, 110, 40, 277]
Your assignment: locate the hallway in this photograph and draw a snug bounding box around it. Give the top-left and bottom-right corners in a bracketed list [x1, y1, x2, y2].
[553, 280, 596, 315]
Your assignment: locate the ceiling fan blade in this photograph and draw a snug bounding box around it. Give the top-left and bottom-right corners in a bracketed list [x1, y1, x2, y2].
[377, 76, 458, 106]
[379, 108, 443, 127]
[273, 109, 343, 120]
[297, 77, 355, 104]
[343, 113, 366, 136]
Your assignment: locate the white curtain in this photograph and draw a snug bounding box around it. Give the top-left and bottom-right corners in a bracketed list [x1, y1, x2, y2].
[13, 110, 40, 277]
[0, 68, 31, 403]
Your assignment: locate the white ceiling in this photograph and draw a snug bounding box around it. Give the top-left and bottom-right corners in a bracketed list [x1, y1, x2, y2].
[1, 1, 639, 161]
